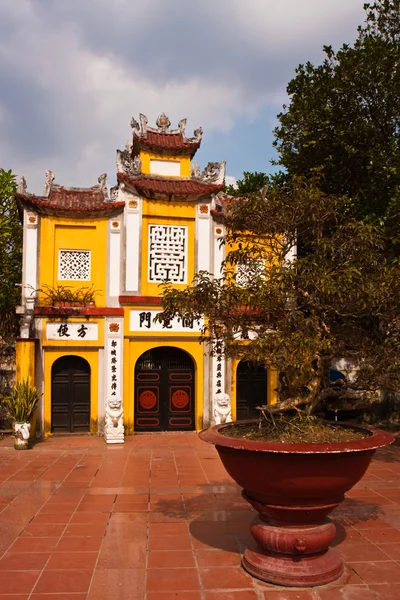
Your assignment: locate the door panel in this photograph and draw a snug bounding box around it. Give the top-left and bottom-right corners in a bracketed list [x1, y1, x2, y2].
[51, 356, 90, 433]
[236, 361, 268, 421]
[135, 347, 195, 432]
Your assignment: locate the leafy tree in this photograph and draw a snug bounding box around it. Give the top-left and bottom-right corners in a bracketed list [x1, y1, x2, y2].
[224, 171, 287, 197]
[157, 179, 400, 413]
[0, 169, 22, 353]
[273, 1, 400, 243]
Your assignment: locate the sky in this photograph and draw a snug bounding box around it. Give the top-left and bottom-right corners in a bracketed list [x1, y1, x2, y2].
[0, 0, 368, 195]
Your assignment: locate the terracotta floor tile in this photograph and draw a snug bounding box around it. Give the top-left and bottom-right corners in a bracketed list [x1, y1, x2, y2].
[200, 566, 254, 590]
[205, 592, 259, 600]
[63, 523, 107, 537]
[349, 560, 400, 584]
[0, 596, 29, 600]
[10, 537, 58, 553]
[88, 569, 146, 600]
[97, 538, 146, 569]
[147, 593, 201, 600]
[196, 549, 241, 567]
[31, 595, 87, 600]
[147, 567, 200, 591]
[45, 551, 98, 570]
[21, 522, 66, 538]
[70, 512, 110, 524]
[148, 534, 193, 551]
[316, 587, 376, 600]
[361, 529, 400, 544]
[33, 569, 93, 593]
[148, 550, 196, 568]
[369, 583, 400, 599]
[31, 514, 71, 524]
[0, 571, 41, 594]
[0, 552, 50, 570]
[149, 522, 189, 536]
[55, 536, 104, 552]
[191, 532, 240, 552]
[340, 543, 393, 561]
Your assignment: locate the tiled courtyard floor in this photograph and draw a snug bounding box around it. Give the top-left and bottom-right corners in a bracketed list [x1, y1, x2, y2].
[1, 433, 400, 600]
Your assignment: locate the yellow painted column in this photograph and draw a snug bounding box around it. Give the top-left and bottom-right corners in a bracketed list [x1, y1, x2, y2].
[15, 338, 37, 439]
[15, 339, 36, 384]
[268, 368, 279, 405]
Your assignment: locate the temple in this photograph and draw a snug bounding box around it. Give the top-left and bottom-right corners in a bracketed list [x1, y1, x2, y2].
[15, 113, 277, 441]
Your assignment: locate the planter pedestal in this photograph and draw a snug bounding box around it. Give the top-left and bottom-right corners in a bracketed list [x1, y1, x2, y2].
[242, 506, 343, 586]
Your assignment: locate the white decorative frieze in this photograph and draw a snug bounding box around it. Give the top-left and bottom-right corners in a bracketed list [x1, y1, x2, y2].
[58, 250, 91, 281]
[130, 309, 203, 333]
[148, 225, 187, 283]
[46, 322, 98, 341]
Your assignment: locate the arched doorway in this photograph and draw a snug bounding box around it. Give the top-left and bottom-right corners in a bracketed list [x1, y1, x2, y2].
[51, 356, 91, 433]
[236, 361, 268, 420]
[135, 347, 195, 432]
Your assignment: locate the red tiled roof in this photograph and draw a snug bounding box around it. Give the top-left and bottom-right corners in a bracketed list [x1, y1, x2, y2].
[118, 172, 223, 200]
[16, 186, 125, 217]
[132, 131, 201, 157]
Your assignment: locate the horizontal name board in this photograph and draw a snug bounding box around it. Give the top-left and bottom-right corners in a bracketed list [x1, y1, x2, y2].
[130, 310, 203, 333]
[46, 322, 98, 341]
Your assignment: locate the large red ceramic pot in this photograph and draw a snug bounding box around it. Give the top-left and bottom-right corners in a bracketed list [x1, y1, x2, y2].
[199, 421, 394, 587]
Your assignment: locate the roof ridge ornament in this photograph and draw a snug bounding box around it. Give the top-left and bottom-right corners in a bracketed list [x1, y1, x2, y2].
[98, 173, 109, 200]
[196, 161, 226, 185]
[156, 112, 171, 133]
[18, 175, 27, 194]
[139, 113, 148, 136]
[44, 170, 55, 196]
[178, 118, 187, 137]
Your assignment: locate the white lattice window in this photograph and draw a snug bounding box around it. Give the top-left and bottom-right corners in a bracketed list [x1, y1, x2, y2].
[236, 258, 265, 287]
[148, 225, 187, 283]
[58, 250, 91, 281]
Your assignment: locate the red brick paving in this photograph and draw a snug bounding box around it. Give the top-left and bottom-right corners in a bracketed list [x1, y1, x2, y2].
[0, 433, 399, 599]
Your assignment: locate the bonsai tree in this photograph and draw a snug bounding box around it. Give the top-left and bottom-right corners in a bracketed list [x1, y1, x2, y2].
[157, 178, 400, 420]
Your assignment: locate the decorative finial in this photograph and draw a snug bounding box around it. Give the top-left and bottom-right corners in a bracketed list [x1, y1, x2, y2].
[193, 126, 203, 142]
[139, 113, 148, 136]
[130, 117, 140, 133]
[178, 118, 187, 136]
[18, 175, 27, 194]
[98, 173, 108, 199]
[156, 112, 171, 133]
[44, 170, 55, 196]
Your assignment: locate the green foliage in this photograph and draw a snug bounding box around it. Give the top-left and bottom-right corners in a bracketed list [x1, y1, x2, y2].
[224, 171, 287, 197]
[0, 169, 22, 351]
[157, 178, 400, 412]
[273, 1, 400, 246]
[3, 379, 40, 422]
[39, 284, 99, 306]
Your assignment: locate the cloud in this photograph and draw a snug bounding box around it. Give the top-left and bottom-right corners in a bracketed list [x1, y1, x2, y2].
[0, 0, 367, 193]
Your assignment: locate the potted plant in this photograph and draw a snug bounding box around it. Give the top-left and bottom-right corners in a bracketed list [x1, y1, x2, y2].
[39, 284, 99, 307]
[156, 178, 400, 587]
[2, 379, 41, 450]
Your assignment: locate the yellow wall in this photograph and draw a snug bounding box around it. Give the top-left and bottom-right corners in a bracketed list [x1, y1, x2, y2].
[39, 216, 108, 306]
[43, 349, 99, 436]
[140, 150, 191, 178]
[124, 339, 204, 433]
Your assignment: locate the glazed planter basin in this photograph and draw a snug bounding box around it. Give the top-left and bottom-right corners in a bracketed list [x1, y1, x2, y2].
[199, 420, 394, 587]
